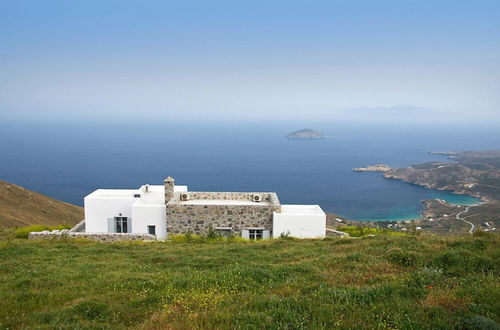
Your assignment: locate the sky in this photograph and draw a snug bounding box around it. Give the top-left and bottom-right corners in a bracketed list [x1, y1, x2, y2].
[1, 0, 499, 123]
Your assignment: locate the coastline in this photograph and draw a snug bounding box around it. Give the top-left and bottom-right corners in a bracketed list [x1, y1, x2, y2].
[349, 151, 497, 229]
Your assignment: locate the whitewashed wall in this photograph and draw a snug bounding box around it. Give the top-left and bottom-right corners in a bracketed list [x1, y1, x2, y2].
[84, 194, 137, 233]
[272, 205, 326, 238]
[131, 203, 167, 239]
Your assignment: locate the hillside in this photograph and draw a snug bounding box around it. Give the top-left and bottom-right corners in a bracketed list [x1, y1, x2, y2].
[0, 179, 83, 228]
[383, 151, 500, 202]
[0, 234, 498, 328]
[376, 151, 500, 233]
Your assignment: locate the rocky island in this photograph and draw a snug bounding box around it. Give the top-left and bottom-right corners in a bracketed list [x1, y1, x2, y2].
[286, 129, 324, 140]
[352, 164, 392, 172]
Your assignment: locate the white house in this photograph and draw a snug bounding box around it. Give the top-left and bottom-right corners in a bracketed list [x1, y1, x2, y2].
[83, 177, 326, 240]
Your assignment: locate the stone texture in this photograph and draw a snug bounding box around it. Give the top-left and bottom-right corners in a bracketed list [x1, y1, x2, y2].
[28, 230, 156, 242]
[166, 191, 281, 235]
[164, 177, 175, 202]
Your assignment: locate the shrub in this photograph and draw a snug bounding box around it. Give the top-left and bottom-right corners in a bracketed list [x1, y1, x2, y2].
[14, 225, 70, 239]
[205, 225, 222, 241]
[279, 231, 296, 240]
[338, 225, 403, 237]
[460, 315, 500, 330]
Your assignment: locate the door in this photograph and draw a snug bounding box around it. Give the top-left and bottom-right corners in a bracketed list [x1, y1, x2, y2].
[148, 225, 156, 236]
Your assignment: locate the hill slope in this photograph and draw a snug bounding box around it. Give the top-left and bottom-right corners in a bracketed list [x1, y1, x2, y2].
[0, 180, 83, 228]
[0, 234, 498, 328]
[383, 150, 500, 202]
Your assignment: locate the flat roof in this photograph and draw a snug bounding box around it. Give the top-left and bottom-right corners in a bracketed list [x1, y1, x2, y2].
[279, 204, 324, 215]
[85, 185, 187, 200]
[87, 189, 139, 198]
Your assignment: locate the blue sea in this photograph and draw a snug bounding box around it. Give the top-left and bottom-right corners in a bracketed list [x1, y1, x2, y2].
[1, 120, 498, 221]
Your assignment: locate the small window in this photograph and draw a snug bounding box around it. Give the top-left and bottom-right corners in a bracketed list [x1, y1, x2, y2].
[249, 229, 263, 240]
[134, 194, 141, 198]
[216, 228, 232, 238]
[147, 225, 156, 236]
[114, 217, 128, 233]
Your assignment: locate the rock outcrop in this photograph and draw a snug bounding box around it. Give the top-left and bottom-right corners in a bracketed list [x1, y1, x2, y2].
[352, 164, 392, 172]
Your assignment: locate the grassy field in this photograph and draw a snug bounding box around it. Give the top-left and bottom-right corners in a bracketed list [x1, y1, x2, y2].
[0, 232, 499, 329]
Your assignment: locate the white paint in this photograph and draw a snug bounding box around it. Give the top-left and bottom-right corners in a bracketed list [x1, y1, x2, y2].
[273, 205, 326, 238]
[84, 190, 137, 233]
[84, 184, 187, 240]
[131, 202, 167, 239]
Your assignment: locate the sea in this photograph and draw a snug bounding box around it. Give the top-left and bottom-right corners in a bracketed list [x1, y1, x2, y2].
[1, 120, 498, 221]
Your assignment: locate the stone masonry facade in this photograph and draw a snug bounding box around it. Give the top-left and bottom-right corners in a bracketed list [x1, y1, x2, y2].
[166, 186, 281, 235]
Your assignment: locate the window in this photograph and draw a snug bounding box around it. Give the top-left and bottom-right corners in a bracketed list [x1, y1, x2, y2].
[249, 229, 263, 240]
[134, 194, 141, 198]
[147, 225, 156, 236]
[216, 228, 232, 238]
[114, 217, 128, 233]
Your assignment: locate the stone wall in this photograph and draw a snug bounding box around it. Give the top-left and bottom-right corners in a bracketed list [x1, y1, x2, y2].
[28, 229, 156, 242]
[177, 191, 279, 202]
[166, 192, 281, 235]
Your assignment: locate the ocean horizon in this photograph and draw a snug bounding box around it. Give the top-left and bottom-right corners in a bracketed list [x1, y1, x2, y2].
[1, 119, 497, 221]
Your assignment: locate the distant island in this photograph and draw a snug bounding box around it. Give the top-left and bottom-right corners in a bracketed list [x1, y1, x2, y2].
[352, 164, 392, 172]
[286, 129, 324, 140]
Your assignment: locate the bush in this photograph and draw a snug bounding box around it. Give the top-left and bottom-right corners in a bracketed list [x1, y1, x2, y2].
[14, 225, 70, 239]
[279, 231, 296, 240]
[167, 232, 247, 244]
[339, 225, 403, 237]
[460, 315, 500, 330]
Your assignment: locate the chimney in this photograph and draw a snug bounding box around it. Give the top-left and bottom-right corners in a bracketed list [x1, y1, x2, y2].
[164, 176, 175, 203]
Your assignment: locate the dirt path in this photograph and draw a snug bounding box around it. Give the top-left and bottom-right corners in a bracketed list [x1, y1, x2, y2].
[456, 206, 475, 234]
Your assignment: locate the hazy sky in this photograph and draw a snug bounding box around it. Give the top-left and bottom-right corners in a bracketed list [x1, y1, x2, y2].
[1, 0, 499, 122]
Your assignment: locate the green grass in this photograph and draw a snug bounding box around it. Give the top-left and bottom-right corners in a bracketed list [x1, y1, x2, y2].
[338, 225, 408, 237]
[0, 233, 498, 329]
[14, 225, 72, 238]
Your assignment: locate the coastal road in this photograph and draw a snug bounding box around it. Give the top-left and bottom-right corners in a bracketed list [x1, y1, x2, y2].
[456, 206, 475, 234]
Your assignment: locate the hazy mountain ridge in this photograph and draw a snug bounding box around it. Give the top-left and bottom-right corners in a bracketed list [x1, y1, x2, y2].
[343, 105, 438, 118]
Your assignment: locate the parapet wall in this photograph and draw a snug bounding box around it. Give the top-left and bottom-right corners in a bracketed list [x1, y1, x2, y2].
[28, 229, 156, 242]
[176, 191, 279, 203]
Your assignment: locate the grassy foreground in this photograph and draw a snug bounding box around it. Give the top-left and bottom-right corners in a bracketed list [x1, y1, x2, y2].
[0, 233, 499, 329]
